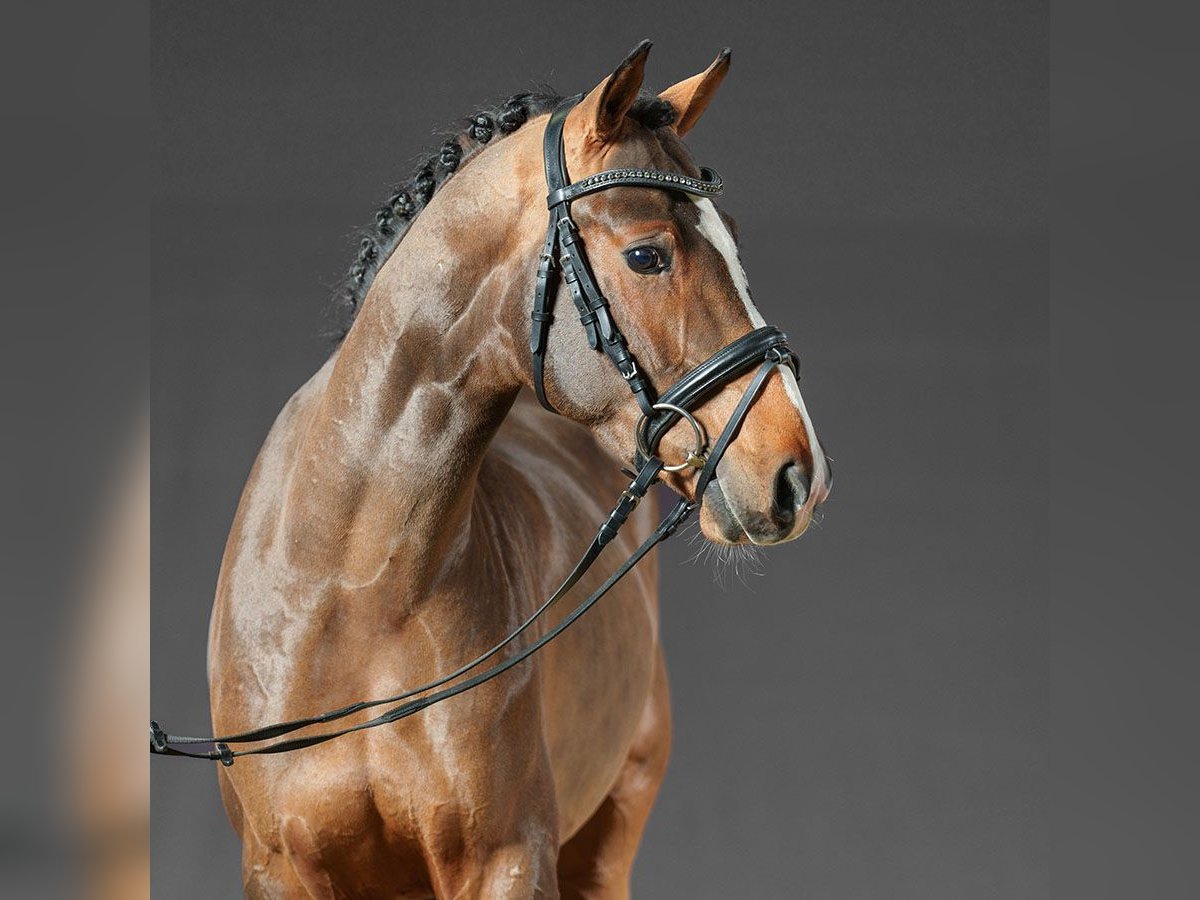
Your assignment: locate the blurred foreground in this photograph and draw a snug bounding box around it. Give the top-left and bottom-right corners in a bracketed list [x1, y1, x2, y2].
[0, 2, 147, 894]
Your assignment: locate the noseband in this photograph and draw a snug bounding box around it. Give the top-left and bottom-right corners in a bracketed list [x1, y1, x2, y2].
[151, 95, 798, 765]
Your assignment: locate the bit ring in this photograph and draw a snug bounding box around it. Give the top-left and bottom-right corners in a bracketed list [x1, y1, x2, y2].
[637, 403, 708, 473]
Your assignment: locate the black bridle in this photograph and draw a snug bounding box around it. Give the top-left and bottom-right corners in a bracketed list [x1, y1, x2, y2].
[150, 95, 798, 765]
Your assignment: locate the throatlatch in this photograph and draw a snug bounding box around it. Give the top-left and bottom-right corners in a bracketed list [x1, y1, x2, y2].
[151, 94, 798, 765]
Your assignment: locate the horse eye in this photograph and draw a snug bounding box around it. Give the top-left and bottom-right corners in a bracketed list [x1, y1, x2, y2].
[624, 246, 665, 273]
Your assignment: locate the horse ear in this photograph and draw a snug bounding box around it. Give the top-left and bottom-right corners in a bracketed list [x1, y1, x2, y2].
[659, 48, 732, 136]
[574, 40, 652, 146]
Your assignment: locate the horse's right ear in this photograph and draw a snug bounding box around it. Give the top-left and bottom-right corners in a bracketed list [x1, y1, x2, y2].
[659, 48, 732, 136]
[573, 40, 652, 147]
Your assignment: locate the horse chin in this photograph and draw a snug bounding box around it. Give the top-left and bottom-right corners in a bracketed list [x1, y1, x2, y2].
[698, 481, 814, 547]
[698, 481, 752, 545]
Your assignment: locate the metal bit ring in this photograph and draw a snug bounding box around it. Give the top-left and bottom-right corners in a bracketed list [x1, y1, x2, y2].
[637, 402, 708, 473]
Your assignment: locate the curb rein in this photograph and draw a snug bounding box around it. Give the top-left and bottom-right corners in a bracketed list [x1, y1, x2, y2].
[150, 95, 798, 765]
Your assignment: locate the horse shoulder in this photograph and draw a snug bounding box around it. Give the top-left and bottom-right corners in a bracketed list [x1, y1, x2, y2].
[482, 396, 664, 839]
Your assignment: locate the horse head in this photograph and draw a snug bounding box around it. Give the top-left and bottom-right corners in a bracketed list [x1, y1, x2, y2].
[522, 43, 831, 545]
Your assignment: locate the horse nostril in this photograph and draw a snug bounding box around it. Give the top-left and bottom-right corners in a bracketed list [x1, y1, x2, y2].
[773, 462, 810, 525]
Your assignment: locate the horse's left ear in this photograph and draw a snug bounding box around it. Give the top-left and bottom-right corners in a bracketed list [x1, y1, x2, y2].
[659, 48, 732, 136]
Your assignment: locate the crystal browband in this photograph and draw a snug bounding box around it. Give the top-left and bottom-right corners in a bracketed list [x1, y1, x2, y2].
[547, 166, 724, 206]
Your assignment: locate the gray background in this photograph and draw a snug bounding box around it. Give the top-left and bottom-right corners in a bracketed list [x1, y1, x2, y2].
[152, 1, 1046, 897]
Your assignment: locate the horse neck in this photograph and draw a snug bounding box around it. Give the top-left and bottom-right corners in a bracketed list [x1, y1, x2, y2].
[284, 136, 543, 593]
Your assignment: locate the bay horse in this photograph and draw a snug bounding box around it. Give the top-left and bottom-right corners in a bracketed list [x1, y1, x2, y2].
[206, 43, 829, 898]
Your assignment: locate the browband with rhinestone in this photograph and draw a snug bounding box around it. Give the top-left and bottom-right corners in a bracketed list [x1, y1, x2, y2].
[547, 166, 723, 207]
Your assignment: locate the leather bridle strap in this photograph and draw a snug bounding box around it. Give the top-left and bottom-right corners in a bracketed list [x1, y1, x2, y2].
[150, 458, 665, 761]
[693, 358, 781, 502]
[153, 492, 694, 764]
[637, 325, 792, 465]
[530, 95, 724, 416]
[150, 335, 794, 764]
[151, 93, 800, 766]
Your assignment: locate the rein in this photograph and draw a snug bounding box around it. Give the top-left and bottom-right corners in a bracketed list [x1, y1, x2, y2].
[150, 95, 797, 766]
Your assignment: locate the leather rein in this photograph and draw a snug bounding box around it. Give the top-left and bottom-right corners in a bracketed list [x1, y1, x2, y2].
[150, 95, 798, 766]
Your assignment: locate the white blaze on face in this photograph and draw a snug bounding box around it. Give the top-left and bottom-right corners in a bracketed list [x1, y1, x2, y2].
[691, 198, 827, 489]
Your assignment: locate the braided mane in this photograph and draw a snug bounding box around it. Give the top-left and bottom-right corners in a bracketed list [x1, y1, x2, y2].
[330, 90, 676, 341]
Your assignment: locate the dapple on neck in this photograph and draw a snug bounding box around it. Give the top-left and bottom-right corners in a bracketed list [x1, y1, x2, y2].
[282, 128, 544, 595]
